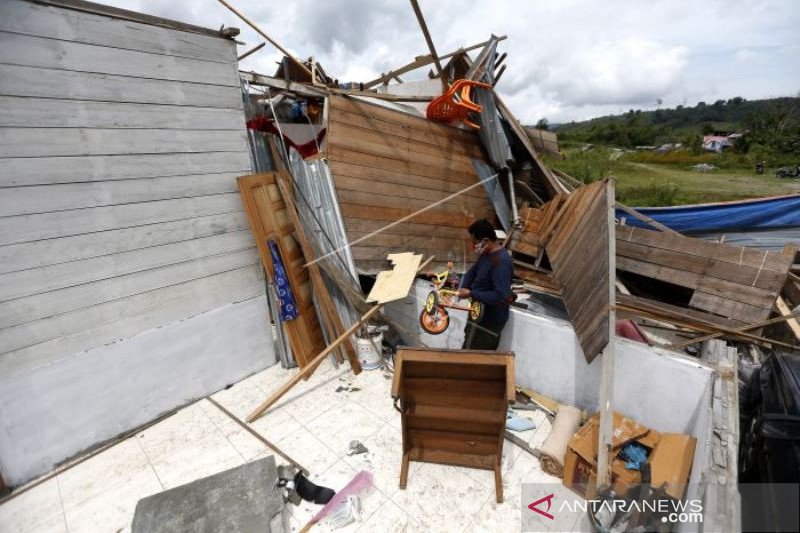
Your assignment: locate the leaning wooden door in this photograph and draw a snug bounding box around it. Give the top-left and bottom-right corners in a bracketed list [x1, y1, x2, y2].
[237, 172, 326, 368]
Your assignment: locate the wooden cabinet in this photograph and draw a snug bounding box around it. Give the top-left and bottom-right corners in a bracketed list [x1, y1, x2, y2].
[391, 347, 515, 503]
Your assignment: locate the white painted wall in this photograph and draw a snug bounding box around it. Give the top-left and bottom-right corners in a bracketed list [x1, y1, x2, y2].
[0, 297, 275, 484]
[0, 1, 276, 485]
[386, 281, 715, 485]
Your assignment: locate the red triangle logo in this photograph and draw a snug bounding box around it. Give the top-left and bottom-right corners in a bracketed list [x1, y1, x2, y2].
[528, 493, 555, 520]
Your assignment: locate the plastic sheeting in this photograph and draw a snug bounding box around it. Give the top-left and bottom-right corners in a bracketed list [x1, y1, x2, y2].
[617, 194, 800, 233]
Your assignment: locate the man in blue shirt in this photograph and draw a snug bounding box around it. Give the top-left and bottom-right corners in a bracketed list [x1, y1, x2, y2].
[457, 219, 515, 350]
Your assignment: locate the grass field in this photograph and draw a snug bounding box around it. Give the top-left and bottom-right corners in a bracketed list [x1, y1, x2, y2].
[543, 148, 800, 206]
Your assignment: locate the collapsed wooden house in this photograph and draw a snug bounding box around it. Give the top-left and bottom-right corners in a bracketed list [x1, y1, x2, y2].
[1, 1, 797, 531]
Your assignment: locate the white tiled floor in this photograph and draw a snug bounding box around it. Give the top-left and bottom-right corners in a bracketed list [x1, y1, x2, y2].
[0, 359, 569, 533]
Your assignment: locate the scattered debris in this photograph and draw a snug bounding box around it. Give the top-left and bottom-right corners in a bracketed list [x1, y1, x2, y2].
[334, 384, 361, 393]
[300, 471, 373, 532]
[692, 163, 717, 172]
[346, 440, 369, 456]
[506, 409, 537, 432]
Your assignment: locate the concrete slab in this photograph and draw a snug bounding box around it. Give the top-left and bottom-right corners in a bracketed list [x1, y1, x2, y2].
[131, 456, 285, 533]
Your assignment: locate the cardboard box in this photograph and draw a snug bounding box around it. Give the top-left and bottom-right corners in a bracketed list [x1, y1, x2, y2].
[562, 412, 694, 500]
[650, 433, 696, 500]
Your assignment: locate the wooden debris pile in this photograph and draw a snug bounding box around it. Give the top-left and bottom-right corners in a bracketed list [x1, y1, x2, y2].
[507, 180, 799, 355]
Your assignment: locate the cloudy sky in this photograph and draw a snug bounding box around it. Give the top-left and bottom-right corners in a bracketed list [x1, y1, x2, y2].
[106, 0, 799, 124]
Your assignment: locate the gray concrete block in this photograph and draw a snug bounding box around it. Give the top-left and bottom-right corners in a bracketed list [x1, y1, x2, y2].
[131, 456, 285, 533]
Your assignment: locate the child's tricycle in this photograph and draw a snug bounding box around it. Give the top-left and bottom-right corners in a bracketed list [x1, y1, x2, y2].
[419, 261, 484, 335]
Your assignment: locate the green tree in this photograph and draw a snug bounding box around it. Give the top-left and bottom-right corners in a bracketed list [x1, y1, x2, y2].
[686, 134, 703, 154]
[535, 118, 550, 131]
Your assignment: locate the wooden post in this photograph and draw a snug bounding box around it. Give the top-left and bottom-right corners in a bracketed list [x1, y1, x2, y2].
[216, 0, 315, 81]
[596, 179, 617, 487]
[206, 397, 309, 475]
[408, 0, 445, 85]
[615, 202, 681, 236]
[247, 305, 382, 423]
[237, 41, 265, 61]
[247, 256, 436, 422]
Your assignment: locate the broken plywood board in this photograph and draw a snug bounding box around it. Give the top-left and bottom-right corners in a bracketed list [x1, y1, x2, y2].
[237, 172, 327, 369]
[326, 95, 495, 273]
[366, 252, 423, 304]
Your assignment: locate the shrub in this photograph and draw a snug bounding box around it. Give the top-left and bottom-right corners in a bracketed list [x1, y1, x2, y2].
[618, 182, 680, 206]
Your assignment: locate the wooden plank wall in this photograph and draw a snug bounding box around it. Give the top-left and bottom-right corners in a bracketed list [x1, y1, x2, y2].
[546, 181, 611, 362]
[325, 95, 496, 273]
[0, 0, 256, 376]
[616, 225, 793, 324]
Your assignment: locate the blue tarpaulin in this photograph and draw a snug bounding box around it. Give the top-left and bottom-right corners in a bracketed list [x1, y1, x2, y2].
[616, 194, 800, 234]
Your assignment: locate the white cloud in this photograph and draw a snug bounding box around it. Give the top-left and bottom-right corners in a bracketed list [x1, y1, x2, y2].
[98, 0, 800, 123]
[735, 48, 764, 63]
[529, 39, 688, 107]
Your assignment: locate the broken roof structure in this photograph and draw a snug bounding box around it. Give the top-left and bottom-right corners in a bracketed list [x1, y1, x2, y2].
[1, 0, 798, 531]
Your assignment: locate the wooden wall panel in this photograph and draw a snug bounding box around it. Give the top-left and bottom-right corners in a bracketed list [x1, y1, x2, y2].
[0, 1, 255, 378]
[0, 0, 235, 63]
[326, 95, 496, 272]
[0, 64, 244, 108]
[616, 226, 792, 324]
[546, 181, 611, 362]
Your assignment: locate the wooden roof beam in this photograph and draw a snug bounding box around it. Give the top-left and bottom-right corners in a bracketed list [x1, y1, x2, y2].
[362, 36, 507, 90]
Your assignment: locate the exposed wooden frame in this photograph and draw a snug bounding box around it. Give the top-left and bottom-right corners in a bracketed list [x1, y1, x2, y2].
[776, 296, 800, 342]
[217, 0, 315, 81]
[408, 0, 444, 83]
[617, 303, 799, 351]
[362, 36, 507, 90]
[327, 88, 434, 102]
[240, 72, 327, 97]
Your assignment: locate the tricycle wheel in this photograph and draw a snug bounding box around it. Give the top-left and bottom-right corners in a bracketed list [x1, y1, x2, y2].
[419, 307, 449, 335]
[469, 300, 484, 322]
[424, 290, 439, 314]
